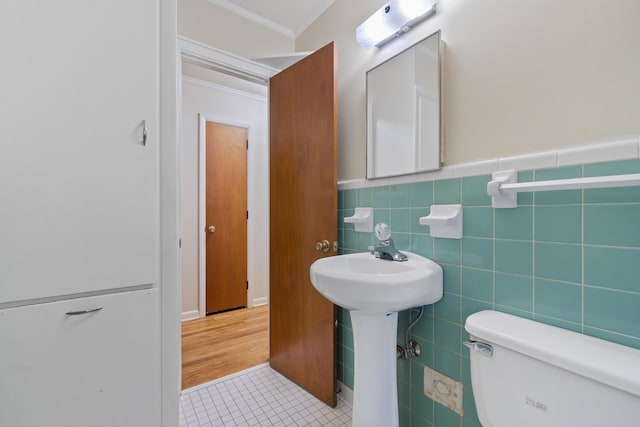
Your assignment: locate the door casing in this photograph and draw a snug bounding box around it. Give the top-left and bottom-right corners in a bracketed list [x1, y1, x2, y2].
[177, 37, 338, 409]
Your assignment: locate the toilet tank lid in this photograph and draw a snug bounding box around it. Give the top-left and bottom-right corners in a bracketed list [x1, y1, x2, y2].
[465, 310, 640, 398]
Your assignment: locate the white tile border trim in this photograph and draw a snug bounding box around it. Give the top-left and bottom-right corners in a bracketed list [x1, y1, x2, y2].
[498, 150, 557, 171]
[339, 136, 640, 190]
[557, 137, 640, 166]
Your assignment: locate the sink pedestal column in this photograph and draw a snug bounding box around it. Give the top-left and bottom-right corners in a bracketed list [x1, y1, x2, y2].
[349, 310, 399, 427]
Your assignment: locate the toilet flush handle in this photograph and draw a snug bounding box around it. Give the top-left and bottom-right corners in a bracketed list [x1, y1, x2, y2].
[463, 340, 493, 357]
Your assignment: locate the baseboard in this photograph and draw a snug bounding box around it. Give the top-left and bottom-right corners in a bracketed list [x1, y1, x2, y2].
[252, 297, 268, 307]
[337, 380, 353, 408]
[181, 310, 200, 322]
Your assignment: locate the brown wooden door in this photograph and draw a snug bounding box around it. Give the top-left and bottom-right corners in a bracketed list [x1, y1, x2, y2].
[269, 42, 338, 407]
[205, 122, 248, 314]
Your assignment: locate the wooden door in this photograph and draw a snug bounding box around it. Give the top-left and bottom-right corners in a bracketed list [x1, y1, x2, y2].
[205, 122, 248, 313]
[269, 42, 338, 407]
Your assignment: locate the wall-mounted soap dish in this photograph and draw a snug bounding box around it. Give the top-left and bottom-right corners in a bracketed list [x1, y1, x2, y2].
[344, 207, 374, 232]
[419, 204, 463, 239]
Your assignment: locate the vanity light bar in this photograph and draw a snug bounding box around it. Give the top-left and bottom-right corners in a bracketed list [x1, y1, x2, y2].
[356, 0, 437, 48]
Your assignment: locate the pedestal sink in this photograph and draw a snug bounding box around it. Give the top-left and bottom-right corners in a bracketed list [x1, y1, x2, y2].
[310, 251, 443, 427]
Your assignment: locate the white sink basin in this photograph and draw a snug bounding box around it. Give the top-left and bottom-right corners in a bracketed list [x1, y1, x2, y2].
[310, 251, 443, 426]
[310, 251, 443, 313]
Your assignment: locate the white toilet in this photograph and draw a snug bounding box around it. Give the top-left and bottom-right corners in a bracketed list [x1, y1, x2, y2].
[464, 310, 640, 427]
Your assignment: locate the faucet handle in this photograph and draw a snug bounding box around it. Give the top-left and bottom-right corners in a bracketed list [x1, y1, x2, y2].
[374, 223, 391, 242]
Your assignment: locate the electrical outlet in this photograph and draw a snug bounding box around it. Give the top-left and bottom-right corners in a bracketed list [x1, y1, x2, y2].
[424, 366, 463, 415]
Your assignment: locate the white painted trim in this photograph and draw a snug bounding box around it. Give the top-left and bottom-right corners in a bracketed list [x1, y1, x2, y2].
[183, 76, 267, 102]
[198, 115, 207, 318]
[338, 136, 640, 190]
[198, 113, 257, 315]
[252, 297, 268, 307]
[176, 39, 275, 406]
[160, 1, 180, 425]
[181, 310, 200, 322]
[207, 0, 295, 38]
[178, 36, 279, 85]
[337, 380, 354, 408]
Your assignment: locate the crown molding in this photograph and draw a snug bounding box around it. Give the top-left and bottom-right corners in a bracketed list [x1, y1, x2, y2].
[208, 0, 295, 39]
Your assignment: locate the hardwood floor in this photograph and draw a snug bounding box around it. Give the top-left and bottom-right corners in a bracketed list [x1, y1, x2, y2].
[181, 305, 269, 390]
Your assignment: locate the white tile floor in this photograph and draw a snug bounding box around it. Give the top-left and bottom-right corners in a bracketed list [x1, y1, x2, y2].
[179, 363, 352, 426]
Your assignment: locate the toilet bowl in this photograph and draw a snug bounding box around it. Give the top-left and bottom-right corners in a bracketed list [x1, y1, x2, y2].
[464, 310, 640, 427]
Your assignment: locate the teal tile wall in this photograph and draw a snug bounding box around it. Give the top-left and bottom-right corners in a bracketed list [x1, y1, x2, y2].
[337, 159, 640, 427]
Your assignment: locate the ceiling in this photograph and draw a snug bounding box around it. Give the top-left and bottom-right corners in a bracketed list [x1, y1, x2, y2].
[209, 0, 336, 38]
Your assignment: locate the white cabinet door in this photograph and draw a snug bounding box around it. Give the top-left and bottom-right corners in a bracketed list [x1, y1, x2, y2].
[0, 289, 160, 427]
[0, 0, 159, 303]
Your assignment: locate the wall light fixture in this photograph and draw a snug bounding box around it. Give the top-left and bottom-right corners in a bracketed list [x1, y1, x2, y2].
[356, 0, 437, 48]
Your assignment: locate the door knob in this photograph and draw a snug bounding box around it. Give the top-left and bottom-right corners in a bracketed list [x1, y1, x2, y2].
[315, 240, 330, 253]
[207, 225, 216, 233]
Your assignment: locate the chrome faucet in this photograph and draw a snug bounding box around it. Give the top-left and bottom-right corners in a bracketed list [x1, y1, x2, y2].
[368, 223, 408, 262]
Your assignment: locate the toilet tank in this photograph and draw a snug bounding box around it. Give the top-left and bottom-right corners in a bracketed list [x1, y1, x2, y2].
[464, 310, 640, 427]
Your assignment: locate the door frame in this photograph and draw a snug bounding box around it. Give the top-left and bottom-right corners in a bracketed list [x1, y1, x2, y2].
[176, 36, 280, 317]
[179, 37, 277, 85]
[198, 114, 253, 316]
[172, 36, 325, 421]
[160, 26, 274, 426]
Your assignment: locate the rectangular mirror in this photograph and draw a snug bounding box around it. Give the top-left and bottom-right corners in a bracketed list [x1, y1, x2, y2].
[366, 30, 442, 179]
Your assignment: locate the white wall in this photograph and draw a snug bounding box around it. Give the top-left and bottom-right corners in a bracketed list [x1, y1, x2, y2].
[178, 0, 294, 58]
[177, 0, 640, 312]
[296, 0, 640, 181]
[181, 63, 268, 318]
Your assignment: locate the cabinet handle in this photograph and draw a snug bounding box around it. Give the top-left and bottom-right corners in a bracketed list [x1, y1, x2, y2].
[65, 307, 103, 316]
[142, 120, 148, 146]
